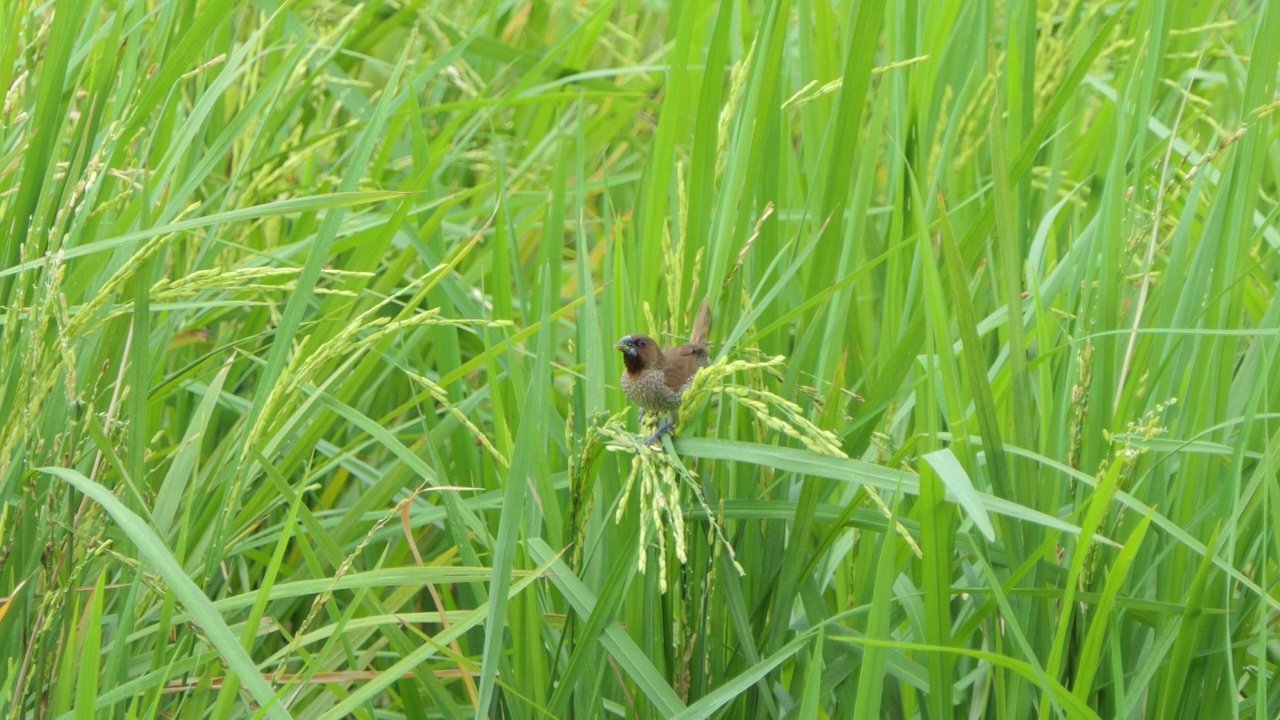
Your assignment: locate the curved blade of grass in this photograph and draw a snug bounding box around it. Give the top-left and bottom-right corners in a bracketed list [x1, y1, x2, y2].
[830, 636, 1102, 720]
[476, 277, 555, 713]
[993, 440, 1280, 612]
[0, 192, 404, 279]
[672, 631, 814, 720]
[73, 570, 107, 720]
[528, 538, 687, 717]
[1072, 508, 1155, 700]
[675, 438, 1088, 538]
[923, 448, 995, 541]
[42, 467, 292, 720]
[314, 552, 555, 720]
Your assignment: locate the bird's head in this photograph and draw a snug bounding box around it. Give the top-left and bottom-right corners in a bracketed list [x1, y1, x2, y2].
[615, 334, 663, 372]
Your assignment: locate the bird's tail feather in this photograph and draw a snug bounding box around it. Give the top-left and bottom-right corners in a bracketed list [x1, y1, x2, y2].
[691, 298, 711, 345]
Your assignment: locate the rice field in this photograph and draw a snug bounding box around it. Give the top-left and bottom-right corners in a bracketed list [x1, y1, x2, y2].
[1, 0, 1279, 718]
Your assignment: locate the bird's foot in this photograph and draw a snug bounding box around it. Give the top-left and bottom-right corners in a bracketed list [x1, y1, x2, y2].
[644, 418, 677, 447]
[637, 408, 646, 425]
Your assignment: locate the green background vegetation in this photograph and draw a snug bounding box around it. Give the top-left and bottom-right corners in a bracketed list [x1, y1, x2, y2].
[2, 0, 1279, 717]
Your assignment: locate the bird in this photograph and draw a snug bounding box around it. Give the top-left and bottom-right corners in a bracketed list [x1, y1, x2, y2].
[615, 299, 711, 446]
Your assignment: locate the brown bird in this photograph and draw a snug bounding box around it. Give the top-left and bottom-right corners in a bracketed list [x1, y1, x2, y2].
[616, 300, 712, 445]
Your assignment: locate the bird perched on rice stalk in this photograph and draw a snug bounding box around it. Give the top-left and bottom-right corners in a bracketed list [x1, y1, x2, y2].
[615, 299, 711, 445]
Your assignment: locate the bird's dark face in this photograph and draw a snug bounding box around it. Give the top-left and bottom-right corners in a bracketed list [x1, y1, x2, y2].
[615, 334, 662, 372]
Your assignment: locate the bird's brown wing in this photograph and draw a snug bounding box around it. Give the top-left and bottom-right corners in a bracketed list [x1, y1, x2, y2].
[664, 343, 709, 392]
[658, 298, 711, 393]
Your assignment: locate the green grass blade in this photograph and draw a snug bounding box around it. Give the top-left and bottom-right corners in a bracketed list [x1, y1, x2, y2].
[42, 467, 292, 720]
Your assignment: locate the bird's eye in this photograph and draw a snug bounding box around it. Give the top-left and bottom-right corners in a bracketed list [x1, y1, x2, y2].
[637, 340, 646, 347]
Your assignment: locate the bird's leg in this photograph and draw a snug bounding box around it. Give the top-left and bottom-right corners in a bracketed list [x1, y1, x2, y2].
[637, 407, 646, 425]
[644, 413, 678, 446]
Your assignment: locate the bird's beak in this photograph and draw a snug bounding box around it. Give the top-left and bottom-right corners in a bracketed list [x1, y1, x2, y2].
[615, 336, 636, 355]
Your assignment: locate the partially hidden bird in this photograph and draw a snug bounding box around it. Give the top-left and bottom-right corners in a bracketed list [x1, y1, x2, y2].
[615, 299, 712, 446]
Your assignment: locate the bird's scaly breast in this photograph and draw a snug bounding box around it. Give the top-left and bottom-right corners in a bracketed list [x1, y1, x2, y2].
[621, 368, 683, 412]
